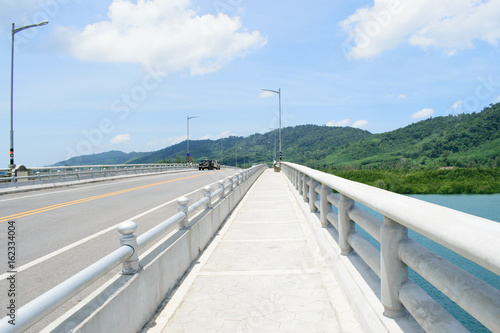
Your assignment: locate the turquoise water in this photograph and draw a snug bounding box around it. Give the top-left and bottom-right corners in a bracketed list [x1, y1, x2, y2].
[351, 194, 500, 332]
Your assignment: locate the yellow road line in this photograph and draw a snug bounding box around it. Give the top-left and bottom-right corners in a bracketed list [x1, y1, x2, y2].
[0, 172, 221, 223]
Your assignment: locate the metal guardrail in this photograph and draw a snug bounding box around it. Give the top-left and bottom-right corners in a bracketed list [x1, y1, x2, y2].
[0, 164, 196, 188]
[0, 164, 266, 333]
[281, 162, 500, 332]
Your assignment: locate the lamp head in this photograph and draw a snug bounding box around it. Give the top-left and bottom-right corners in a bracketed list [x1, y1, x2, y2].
[37, 21, 49, 26]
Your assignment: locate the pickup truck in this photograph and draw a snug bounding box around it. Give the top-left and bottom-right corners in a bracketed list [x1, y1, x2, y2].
[198, 160, 220, 170]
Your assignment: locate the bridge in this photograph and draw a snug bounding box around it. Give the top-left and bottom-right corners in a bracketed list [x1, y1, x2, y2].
[0, 163, 499, 332]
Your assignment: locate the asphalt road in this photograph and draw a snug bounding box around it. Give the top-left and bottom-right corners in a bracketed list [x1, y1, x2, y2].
[0, 168, 241, 332]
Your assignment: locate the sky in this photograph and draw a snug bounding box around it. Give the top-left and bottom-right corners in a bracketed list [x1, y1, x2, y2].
[1, 0, 500, 166]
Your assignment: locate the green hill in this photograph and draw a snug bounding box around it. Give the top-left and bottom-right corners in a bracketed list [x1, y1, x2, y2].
[54, 103, 500, 171]
[53, 150, 149, 166]
[317, 103, 500, 170]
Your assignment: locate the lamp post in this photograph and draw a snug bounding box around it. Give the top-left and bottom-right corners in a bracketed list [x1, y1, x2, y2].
[9, 20, 49, 169]
[187, 115, 199, 164]
[261, 88, 281, 162]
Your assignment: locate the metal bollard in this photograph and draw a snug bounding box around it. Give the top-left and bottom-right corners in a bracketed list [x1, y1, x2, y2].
[218, 180, 225, 198]
[203, 186, 212, 209]
[118, 221, 140, 274]
[177, 197, 189, 229]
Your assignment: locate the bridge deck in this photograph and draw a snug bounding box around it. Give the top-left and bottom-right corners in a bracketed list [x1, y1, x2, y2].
[146, 169, 363, 332]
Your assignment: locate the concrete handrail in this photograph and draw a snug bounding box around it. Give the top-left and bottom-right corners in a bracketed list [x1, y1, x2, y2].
[0, 164, 266, 333]
[281, 162, 500, 332]
[0, 163, 197, 187]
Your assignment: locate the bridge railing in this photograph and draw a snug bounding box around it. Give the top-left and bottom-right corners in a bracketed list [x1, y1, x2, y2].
[281, 162, 500, 332]
[0, 164, 266, 333]
[0, 164, 195, 188]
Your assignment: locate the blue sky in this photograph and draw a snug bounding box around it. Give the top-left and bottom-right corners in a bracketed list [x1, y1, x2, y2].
[1, 0, 500, 166]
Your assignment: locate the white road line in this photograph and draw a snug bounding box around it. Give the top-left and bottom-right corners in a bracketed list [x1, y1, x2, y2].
[0, 180, 220, 281]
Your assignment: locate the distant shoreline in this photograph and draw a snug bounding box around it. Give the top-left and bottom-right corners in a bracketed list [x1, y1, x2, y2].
[326, 167, 500, 194]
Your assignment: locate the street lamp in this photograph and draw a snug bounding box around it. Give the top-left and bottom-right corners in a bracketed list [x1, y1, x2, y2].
[261, 88, 281, 162]
[9, 20, 49, 169]
[187, 115, 199, 163]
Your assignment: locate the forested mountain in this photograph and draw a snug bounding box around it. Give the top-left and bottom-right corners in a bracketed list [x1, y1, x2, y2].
[54, 103, 500, 170]
[317, 103, 500, 170]
[53, 151, 149, 166]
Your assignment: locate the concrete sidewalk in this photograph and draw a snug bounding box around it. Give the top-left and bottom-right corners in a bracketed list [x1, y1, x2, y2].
[146, 169, 363, 332]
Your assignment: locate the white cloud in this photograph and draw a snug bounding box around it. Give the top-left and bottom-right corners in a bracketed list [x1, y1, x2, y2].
[326, 119, 351, 127]
[110, 134, 131, 144]
[199, 130, 234, 140]
[451, 99, 464, 110]
[353, 119, 369, 128]
[412, 108, 435, 119]
[341, 0, 500, 59]
[55, 0, 267, 75]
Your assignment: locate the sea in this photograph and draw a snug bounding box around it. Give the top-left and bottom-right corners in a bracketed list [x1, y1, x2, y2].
[352, 193, 500, 332]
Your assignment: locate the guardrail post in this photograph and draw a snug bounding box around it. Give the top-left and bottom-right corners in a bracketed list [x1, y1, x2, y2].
[37, 172, 41, 183]
[90, 168, 94, 178]
[58, 170, 61, 181]
[218, 180, 225, 199]
[118, 221, 140, 274]
[177, 197, 190, 229]
[320, 184, 331, 227]
[228, 176, 234, 191]
[381, 217, 408, 318]
[296, 172, 300, 193]
[309, 178, 318, 212]
[302, 174, 308, 202]
[299, 172, 306, 195]
[338, 194, 354, 255]
[203, 186, 212, 209]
